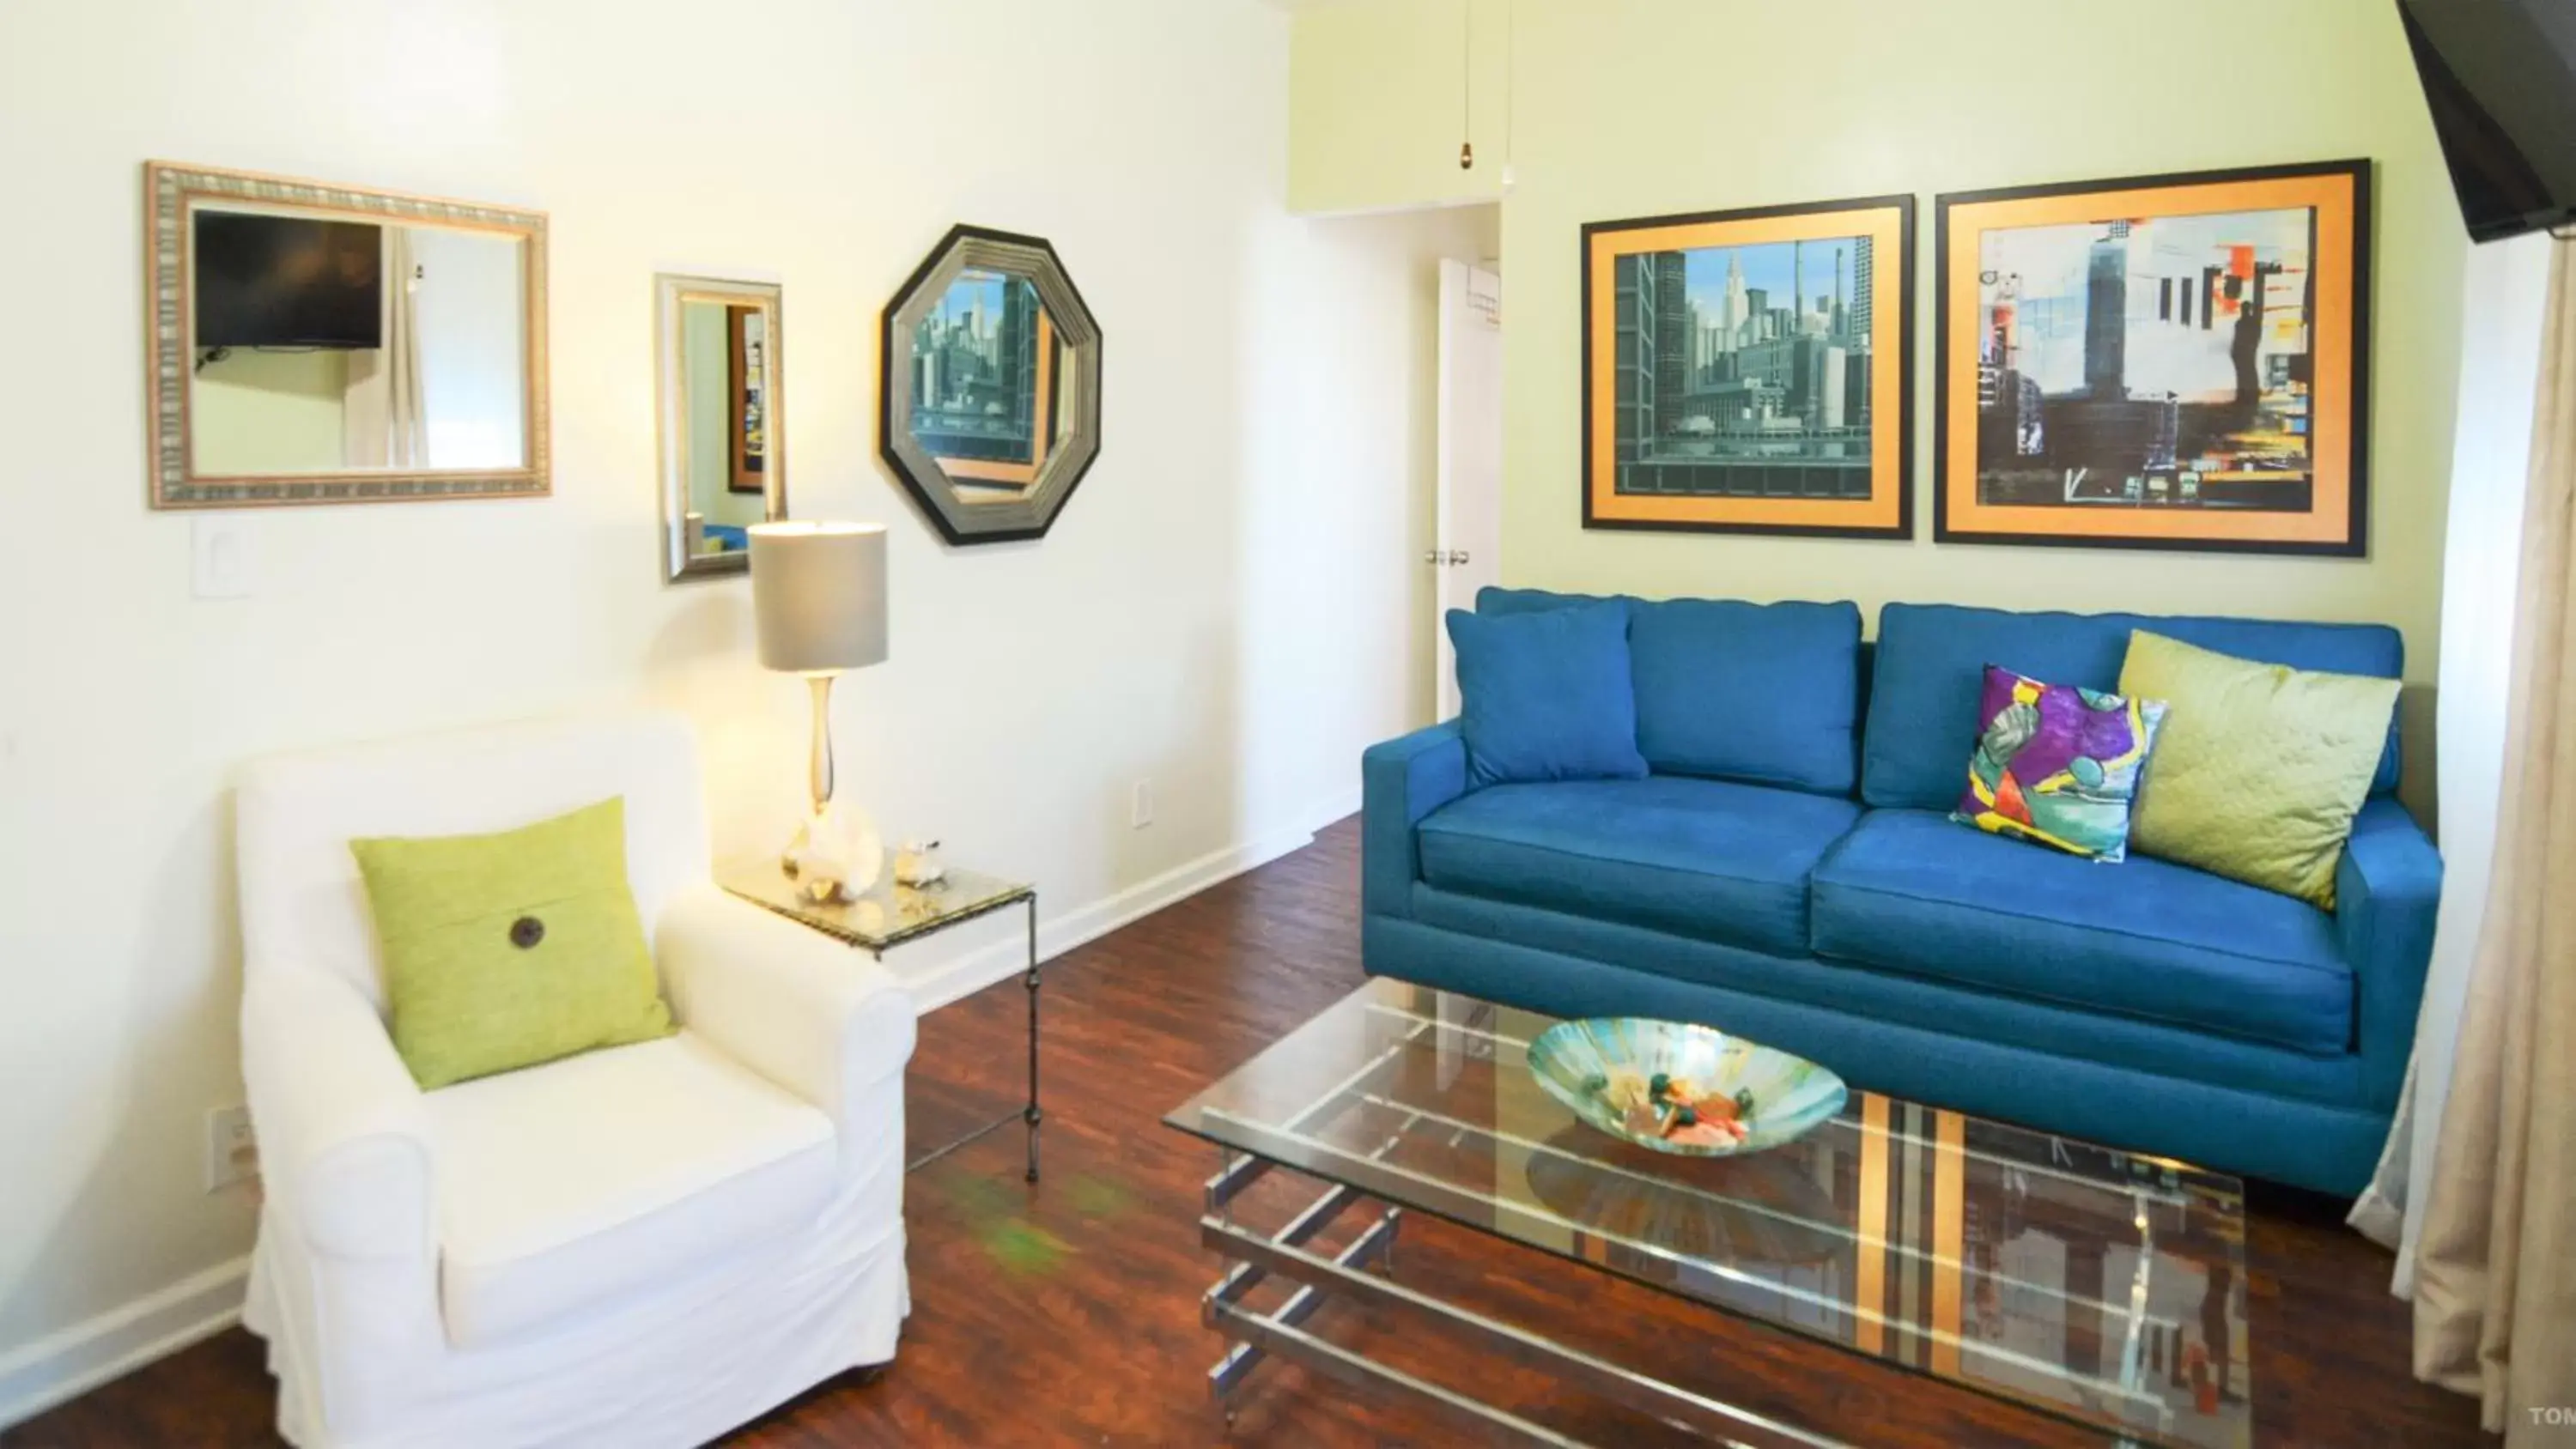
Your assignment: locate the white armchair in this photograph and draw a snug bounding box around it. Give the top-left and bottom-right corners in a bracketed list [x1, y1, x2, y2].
[234, 712, 914, 1449]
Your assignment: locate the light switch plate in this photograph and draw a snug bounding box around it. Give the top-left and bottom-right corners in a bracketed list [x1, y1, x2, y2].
[191, 517, 253, 600]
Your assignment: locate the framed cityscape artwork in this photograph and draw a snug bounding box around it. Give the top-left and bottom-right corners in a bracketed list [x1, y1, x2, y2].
[1583, 193, 1914, 538]
[1935, 160, 2371, 555]
[727, 303, 770, 494]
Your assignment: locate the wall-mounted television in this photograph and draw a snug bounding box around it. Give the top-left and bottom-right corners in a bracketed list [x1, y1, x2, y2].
[191, 211, 384, 349]
[2399, 0, 2576, 244]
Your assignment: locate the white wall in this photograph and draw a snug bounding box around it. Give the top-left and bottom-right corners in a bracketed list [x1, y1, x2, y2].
[0, 0, 1427, 1422]
[1240, 204, 1501, 776]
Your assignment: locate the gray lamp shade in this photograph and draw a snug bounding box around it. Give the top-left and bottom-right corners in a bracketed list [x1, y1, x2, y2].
[749, 521, 889, 673]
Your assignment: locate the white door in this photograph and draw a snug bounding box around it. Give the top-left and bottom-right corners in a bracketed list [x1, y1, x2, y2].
[1434, 259, 1504, 719]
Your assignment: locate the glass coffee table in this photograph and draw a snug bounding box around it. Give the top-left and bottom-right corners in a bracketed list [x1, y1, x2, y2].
[1165, 978, 2250, 1447]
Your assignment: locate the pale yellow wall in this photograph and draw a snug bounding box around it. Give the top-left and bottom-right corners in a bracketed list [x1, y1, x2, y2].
[190, 349, 348, 472]
[1291, 0, 2464, 809]
[1289, 0, 1505, 212]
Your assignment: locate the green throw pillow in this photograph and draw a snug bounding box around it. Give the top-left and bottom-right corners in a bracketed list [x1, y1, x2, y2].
[352, 797, 673, 1089]
[2117, 630, 2401, 909]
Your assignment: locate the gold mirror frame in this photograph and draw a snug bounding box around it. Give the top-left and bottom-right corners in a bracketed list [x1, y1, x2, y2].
[143, 161, 550, 509]
[655, 274, 786, 582]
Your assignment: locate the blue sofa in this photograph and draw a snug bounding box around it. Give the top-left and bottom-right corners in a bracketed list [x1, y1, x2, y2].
[1361, 589, 2441, 1196]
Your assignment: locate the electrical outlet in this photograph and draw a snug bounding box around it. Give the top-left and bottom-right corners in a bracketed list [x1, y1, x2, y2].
[1130, 779, 1154, 829]
[191, 517, 254, 600]
[205, 1104, 258, 1192]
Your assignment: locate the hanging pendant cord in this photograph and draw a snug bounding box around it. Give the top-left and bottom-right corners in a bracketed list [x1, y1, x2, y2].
[1459, 0, 1473, 170]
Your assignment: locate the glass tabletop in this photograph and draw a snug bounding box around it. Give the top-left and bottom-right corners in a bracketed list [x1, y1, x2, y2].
[1165, 978, 2251, 1449]
[720, 858, 1030, 952]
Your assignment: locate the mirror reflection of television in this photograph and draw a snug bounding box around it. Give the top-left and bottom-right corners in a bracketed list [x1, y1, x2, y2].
[192, 211, 384, 349]
[2399, 0, 2576, 244]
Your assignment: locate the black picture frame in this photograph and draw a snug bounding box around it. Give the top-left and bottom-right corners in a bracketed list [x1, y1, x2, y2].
[1932, 159, 2372, 557]
[1579, 192, 1916, 541]
[878, 223, 1103, 548]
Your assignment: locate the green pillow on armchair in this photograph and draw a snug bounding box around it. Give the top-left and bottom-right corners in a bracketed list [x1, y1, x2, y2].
[351, 795, 674, 1088]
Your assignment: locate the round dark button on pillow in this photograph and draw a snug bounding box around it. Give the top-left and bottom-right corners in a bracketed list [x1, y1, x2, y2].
[509, 915, 546, 949]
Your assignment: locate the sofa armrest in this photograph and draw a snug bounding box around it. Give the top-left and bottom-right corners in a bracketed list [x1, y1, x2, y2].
[240, 967, 436, 1264]
[657, 883, 918, 1143]
[2336, 797, 2443, 1109]
[1362, 722, 1469, 922]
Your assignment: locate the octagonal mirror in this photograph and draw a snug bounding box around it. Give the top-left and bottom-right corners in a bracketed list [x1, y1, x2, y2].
[880, 225, 1101, 545]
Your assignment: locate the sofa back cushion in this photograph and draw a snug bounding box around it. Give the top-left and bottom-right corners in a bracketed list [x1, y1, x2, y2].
[1448, 600, 1649, 787]
[1478, 588, 1863, 796]
[1863, 603, 2403, 811]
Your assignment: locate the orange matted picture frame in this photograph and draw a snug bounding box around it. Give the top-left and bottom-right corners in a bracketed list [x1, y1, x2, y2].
[1934, 160, 2371, 555]
[1583, 193, 1914, 539]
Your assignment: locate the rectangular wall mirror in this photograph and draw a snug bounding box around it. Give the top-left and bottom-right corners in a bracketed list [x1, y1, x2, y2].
[145, 161, 550, 508]
[656, 274, 785, 581]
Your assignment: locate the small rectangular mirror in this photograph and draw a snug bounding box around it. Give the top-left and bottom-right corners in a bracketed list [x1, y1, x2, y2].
[657, 275, 785, 581]
[145, 161, 550, 508]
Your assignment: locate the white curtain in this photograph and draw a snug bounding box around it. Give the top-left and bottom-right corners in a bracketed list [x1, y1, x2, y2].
[2349, 232, 2551, 1280]
[2355, 233, 2576, 1440]
[2409, 234, 2576, 1439]
[342, 226, 428, 466]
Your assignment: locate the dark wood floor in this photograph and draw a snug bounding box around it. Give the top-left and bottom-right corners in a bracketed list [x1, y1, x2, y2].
[7, 821, 2482, 1447]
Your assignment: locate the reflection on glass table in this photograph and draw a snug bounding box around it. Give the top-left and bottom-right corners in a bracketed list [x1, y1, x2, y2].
[1167, 977, 2252, 1449]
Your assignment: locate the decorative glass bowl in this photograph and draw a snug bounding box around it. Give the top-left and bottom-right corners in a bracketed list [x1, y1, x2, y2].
[1527, 1018, 1848, 1157]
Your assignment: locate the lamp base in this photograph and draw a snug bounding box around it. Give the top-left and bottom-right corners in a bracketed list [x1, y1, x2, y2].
[782, 800, 885, 904]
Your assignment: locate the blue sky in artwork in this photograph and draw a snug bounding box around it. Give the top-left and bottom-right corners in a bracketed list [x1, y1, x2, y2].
[1682, 235, 1868, 317]
[932, 270, 1012, 331]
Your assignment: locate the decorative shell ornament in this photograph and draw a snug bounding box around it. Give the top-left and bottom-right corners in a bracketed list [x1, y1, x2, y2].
[785, 802, 884, 904]
[894, 839, 945, 888]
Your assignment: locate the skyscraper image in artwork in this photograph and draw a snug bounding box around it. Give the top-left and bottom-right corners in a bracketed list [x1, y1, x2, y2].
[1974, 207, 2318, 512]
[1584, 193, 1911, 539]
[1611, 233, 1879, 500]
[911, 269, 1045, 468]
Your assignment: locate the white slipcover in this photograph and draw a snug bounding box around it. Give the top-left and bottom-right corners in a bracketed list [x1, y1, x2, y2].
[234, 712, 913, 1448]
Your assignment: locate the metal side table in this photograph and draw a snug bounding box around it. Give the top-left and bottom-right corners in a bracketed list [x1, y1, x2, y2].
[721, 861, 1041, 1181]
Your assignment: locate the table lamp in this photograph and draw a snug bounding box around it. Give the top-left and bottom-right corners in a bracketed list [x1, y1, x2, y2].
[750, 520, 889, 900]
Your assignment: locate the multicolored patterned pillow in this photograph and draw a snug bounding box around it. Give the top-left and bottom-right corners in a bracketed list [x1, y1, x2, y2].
[1951, 664, 2167, 862]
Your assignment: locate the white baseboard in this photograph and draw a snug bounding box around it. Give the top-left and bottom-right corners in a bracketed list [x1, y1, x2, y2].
[0, 808, 1354, 1429]
[1303, 788, 1360, 835]
[0, 1255, 249, 1432]
[897, 811, 1335, 1013]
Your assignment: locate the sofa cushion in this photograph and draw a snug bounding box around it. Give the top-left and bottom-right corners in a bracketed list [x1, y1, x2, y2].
[1951, 664, 2166, 862]
[427, 1031, 837, 1348]
[1449, 601, 1649, 788]
[1863, 603, 2403, 811]
[1479, 585, 1619, 616]
[1812, 809, 2354, 1055]
[1629, 598, 1862, 795]
[2120, 629, 2402, 909]
[1418, 776, 1862, 958]
[1478, 587, 1865, 796]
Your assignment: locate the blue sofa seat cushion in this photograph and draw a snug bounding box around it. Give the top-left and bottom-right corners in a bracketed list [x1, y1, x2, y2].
[1417, 777, 1861, 959]
[1812, 809, 2354, 1055]
[1863, 603, 2404, 811]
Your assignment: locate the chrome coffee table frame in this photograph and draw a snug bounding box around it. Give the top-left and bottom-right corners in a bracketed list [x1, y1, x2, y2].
[1188, 1008, 1850, 1448]
[1167, 980, 2246, 1448]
